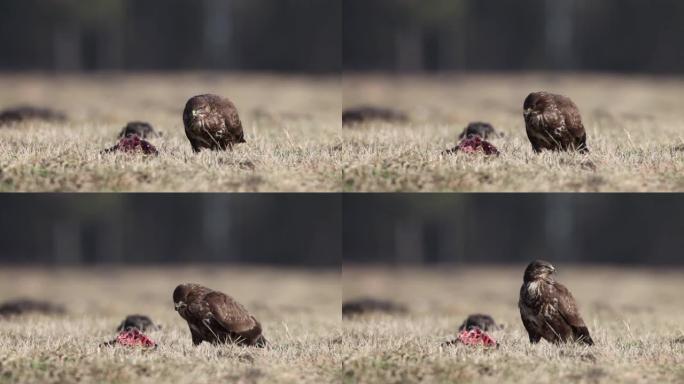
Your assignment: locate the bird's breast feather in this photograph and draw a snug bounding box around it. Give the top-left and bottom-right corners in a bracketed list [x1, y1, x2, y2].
[527, 281, 540, 298]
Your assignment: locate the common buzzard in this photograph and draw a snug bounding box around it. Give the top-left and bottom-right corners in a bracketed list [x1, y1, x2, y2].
[173, 283, 266, 347]
[183, 94, 245, 152]
[518, 260, 593, 345]
[523, 92, 588, 153]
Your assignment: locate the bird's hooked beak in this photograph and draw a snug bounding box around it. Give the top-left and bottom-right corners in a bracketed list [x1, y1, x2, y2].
[174, 301, 187, 311]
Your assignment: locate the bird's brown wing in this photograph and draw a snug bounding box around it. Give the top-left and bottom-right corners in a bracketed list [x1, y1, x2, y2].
[556, 97, 588, 151]
[206, 292, 257, 334]
[557, 98, 583, 134]
[525, 98, 567, 152]
[224, 102, 242, 128]
[539, 100, 566, 133]
[562, 104, 585, 136]
[555, 283, 594, 345]
[221, 101, 245, 142]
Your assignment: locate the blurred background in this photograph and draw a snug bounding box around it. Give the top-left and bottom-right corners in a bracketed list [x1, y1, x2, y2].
[0, 0, 340, 73]
[344, 194, 684, 265]
[0, 194, 340, 266]
[344, 0, 684, 73]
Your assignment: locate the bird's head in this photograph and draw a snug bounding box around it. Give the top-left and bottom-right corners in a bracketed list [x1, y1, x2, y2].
[523, 260, 556, 283]
[523, 92, 546, 119]
[173, 283, 196, 312]
[184, 95, 215, 125]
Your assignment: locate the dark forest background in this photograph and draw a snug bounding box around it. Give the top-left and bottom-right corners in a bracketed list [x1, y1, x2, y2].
[344, 0, 684, 73]
[344, 194, 684, 265]
[2, 194, 683, 266]
[0, 195, 341, 266]
[0, 0, 341, 73]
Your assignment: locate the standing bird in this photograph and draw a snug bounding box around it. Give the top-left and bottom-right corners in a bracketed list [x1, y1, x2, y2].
[518, 260, 593, 345]
[173, 283, 267, 347]
[183, 94, 245, 152]
[523, 92, 588, 153]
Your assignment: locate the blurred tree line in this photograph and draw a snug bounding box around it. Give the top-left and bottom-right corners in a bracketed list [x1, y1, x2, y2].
[344, 195, 684, 265]
[0, 0, 340, 73]
[2, 194, 683, 266]
[0, 195, 341, 266]
[344, 0, 684, 73]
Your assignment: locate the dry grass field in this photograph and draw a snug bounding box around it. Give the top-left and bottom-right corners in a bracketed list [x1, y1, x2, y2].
[342, 265, 684, 384]
[0, 266, 341, 384]
[0, 73, 341, 192]
[343, 73, 684, 192]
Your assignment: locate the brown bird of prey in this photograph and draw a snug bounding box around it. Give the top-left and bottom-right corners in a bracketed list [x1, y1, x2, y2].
[519, 260, 593, 345]
[523, 92, 588, 153]
[182, 94, 245, 152]
[173, 283, 266, 347]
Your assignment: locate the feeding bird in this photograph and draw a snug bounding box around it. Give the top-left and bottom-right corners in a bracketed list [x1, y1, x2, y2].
[183, 94, 245, 152]
[523, 92, 588, 153]
[173, 283, 266, 347]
